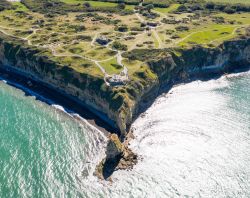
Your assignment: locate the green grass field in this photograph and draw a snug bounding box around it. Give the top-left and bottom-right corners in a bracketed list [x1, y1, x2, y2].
[1, 0, 249, 79]
[100, 58, 123, 74]
[178, 24, 237, 47]
[60, 0, 118, 7]
[10, 2, 29, 11]
[154, 4, 180, 14]
[60, 0, 135, 10]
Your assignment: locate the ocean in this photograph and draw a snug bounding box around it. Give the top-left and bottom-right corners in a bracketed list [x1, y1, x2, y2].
[0, 71, 249, 197]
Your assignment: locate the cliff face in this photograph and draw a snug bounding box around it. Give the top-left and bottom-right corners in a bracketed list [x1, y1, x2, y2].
[125, 38, 250, 130]
[0, 34, 249, 136]
[0, 35, 123, 132]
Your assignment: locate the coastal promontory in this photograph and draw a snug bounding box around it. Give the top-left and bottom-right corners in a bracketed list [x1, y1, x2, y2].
[0, 0, 250, 179]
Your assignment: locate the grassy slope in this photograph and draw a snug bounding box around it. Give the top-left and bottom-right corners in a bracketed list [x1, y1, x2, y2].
[0, 0, 11, 8]
[61, 0, 118, 7]
[154, 4, 180, 13]
[100, 58, 123, 74]
[60, 0, 135, 10]
[10, 2, 29, 11]
[1, 0, 249, 77]
[0, 0, 249, 134]
[178, 25, 236, 46]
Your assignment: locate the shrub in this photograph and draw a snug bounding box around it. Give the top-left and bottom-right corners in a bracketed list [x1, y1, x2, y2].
[68, 25, 86, 32]
[145, 4, 154, 12]
[176, 5, 187, 12]
[212, 16, 225, 24]
[205, 2, 215, 9]
[112, 41, 128, 51]
[117, 3, 126, 9]
[224, 6, 236, 14]
[175, 26, 189, 32]
[83, 2, 91, 8]
[130, 26, 144, 31]
[115, 25, 128, 32]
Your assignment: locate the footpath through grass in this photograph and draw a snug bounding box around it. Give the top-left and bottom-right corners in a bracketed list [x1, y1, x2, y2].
[154, 4, 180, 14]
[60, 0, 117, 7]
[177, 24, 238, 47]
[60, 0, 134, 9]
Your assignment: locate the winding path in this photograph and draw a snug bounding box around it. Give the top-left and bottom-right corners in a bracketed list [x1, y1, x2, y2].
[1, 6, 248, 87]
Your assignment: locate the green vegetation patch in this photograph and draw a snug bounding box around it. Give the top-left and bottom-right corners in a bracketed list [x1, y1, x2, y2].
[61, 0, 118, 7]
[21, 0, 134, 14]
[0, 0, 12, 12]
[154, 3, 180, 13]
[100, 57, 123, 74]
[205, 0, 250, 5]
[177, 24, 238, 47]
[143, 0, 171, 8]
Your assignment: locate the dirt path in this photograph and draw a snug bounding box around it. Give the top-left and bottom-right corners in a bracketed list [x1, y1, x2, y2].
[175, 25, 247, 46]
[152, 29, 162, 48]
[91, 33, 98, 46]
[209, 26, 246, 44]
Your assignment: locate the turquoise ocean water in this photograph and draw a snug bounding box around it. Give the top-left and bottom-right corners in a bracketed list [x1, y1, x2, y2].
[0, 72, 249, 197]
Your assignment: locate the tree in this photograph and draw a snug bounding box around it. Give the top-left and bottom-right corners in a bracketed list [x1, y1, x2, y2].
[177, 5, 187, 12]
[205, 2, 215, 10]
[112, 41, 128, 51]
[115, 25, 128, 32]
[83, 2, 91, 8]
[117, 3, 126, 10]
[145, 4, 154, 13]
[224, 6, 236, 14]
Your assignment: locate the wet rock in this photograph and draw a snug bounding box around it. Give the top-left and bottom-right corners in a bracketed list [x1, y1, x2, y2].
[94, 133, 137, 180]
[106, 134, 124, 159]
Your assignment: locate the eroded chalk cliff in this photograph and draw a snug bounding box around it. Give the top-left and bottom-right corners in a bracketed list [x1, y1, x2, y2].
[124, 38, 250, 132]
[0, 33, 249, 137]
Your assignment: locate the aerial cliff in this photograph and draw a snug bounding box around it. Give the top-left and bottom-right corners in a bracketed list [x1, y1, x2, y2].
[0, 33, 126, 134]
[0, 33, 249, 136]
[125, 38, 250, 127]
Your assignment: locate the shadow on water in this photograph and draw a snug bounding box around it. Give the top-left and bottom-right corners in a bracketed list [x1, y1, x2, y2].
[0, 67, 119, 135]
[132, 64, 250, 127]
[102, 155, 121, 180]
[1, 63, 249, 136]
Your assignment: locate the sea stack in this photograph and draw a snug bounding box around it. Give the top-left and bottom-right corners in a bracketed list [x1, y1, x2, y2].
[94, 134, 137, 180]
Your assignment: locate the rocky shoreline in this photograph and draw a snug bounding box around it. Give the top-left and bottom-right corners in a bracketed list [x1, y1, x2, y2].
[94, 133, 137, 181]
[0, 66, 138, 180]
[2, 62, 250, 181]
[0, 35, 250, 180]
[0, 66, 117, 135]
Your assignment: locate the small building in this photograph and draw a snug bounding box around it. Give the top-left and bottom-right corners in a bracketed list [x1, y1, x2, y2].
[106, 74, 128, 86]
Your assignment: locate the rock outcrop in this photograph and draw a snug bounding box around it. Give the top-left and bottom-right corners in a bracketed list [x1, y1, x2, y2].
[0, 32, 249, 179]
[123, 38, 250, 134]
[0, 33, 249, 136]
[94, 134, 137, 180]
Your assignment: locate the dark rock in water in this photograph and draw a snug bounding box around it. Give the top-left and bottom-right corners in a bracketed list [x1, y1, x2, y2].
[116, 147, 137, 171]
[94, 134, 137, 180]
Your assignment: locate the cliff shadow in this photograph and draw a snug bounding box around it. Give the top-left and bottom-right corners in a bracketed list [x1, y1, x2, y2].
[0, 67, 119, 135]
[102, 156, 121, 180]
[131, 63, 250, 128]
